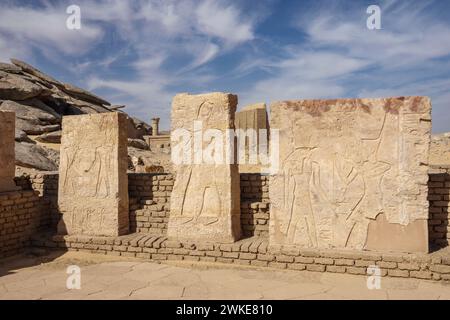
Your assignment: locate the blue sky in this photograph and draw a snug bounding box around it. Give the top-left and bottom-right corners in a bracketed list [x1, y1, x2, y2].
[0, 0, 449, 132]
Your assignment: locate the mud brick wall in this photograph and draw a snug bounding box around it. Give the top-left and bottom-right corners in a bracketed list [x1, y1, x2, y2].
[14, 172, 59, 231]
[240, 174, 270, 238]
[128, 173, 172, 234]
[127, 173, 273, 237]
[0, 190, 42, 258]
[40, 233, 450, 282]
[8, 167, 450, 250]
[428, 166, 450, 249]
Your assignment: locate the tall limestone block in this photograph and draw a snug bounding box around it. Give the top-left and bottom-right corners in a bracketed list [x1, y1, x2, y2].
[269, 97, 431, 253]
[168, 93, 241, 243]
[235, 103, 269, 132]
[0, 111, 18, 193]
[235, 103, 270, 173]
[57, 112, 129, 236]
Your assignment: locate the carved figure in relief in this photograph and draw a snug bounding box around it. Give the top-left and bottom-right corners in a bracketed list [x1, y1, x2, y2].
[175, 100, 225, 226]
[61, 143, 114, 199]
[276, 109, 396, 249]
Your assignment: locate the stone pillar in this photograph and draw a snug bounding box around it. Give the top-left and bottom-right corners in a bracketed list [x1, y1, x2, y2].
[269, 97, 431, 253]
[0, 111, 19, 193]
[168, 92, 241, 243]
[57, 112, 129, 237]
[235, 103, 269, 173]
[152, 117, 160, 136]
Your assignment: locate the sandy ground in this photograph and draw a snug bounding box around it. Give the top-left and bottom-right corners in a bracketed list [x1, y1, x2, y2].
[0, 251, 450, 300]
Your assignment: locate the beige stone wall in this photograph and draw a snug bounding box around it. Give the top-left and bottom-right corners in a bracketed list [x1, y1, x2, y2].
[269, 97, 431, 253]
[57, 113, 129, 237]
[235, 103, 269, 173]
[0, 111, 18, 193]
[430, 133, 450, 166]
[168, 93, 241, 243]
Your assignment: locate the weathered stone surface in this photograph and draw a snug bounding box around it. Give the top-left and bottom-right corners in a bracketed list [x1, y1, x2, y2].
[10, 58, 61, 86]
[57, 113, 129, 236]
[15, 142, 59, 171]
[0, 111, 19, 192]
[269, 97, 431, 253]
[0, 58, 152, 172]
[0, 72, 43, 100]
[0, 63, 22, 74]
[430, 133, 450, 166]
[235, 103, 270, 173]
[127, 117, 152, 140]
[35, 131, 61, 144]
[61, 83, 111, 106]
[0, 100, 60, 124]
[235, 103, 269, 131]
[168, 92, 241, 243]
[15, 118, 60, 135]
[15, 128, 31, 142]
[127, 138, 149, 150]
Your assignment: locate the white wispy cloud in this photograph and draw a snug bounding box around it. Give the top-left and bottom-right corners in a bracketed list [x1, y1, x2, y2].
[239, 0, 450, 132]
[0, 3, 103, 56]
[0, 0, 449, 132]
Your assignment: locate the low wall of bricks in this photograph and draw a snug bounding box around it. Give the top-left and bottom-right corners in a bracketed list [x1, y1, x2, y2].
[0, 190, 43, 258]
[14, 172, 59, 231]
[128, 173, 172, 234]
[240, 174, 270, 238]
[5, 165, 450, 281]
[428, 166, 450, 250]
[29, 232, 450, 282]
[127, 173, 272, 237]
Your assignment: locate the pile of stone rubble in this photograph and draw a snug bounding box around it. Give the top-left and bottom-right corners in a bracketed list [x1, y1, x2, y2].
[0, 58, 171, 172]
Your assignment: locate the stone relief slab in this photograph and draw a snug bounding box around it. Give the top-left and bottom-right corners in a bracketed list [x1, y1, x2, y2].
[0, 111, 18, 193]
[269, 97, 431, 253]
[57, 112, 129, 236]
[168, 93, 241, 243]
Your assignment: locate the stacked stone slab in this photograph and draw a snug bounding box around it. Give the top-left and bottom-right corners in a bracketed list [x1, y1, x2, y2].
[168, 93, 241, 243]
[0, 111, 19, 192]
[57, 113, 129, 237]
[235, 103, 269, 173]
[269, 97, 431, 253]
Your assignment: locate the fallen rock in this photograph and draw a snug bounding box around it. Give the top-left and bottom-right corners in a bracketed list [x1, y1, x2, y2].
[0, 63, 22, 74]
[10, 58, 62, 86]
[128, 116, 152, 139]
[0, 72, 43, 100]
[62, 82, 111, 106]
[16, 118, 60, 135]
[15, 142, 58, 171]
[128, 138, 149, 150]
[0, 100, 60, 124]
[15, 128, 33, 143]
[35, 130, 61, 144]
[0, 57, 154, 172]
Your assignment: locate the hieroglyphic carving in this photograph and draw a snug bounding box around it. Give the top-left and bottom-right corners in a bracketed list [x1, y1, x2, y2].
[168, 93, 241, 243]
[57, 113, 129, 236]
[0, 111, 18, 193]
[269, 97, 431, 253]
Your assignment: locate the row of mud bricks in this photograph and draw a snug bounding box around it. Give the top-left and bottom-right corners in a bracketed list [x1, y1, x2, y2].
[428, 166, 450, 249]
[29, 233, 450, 282]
